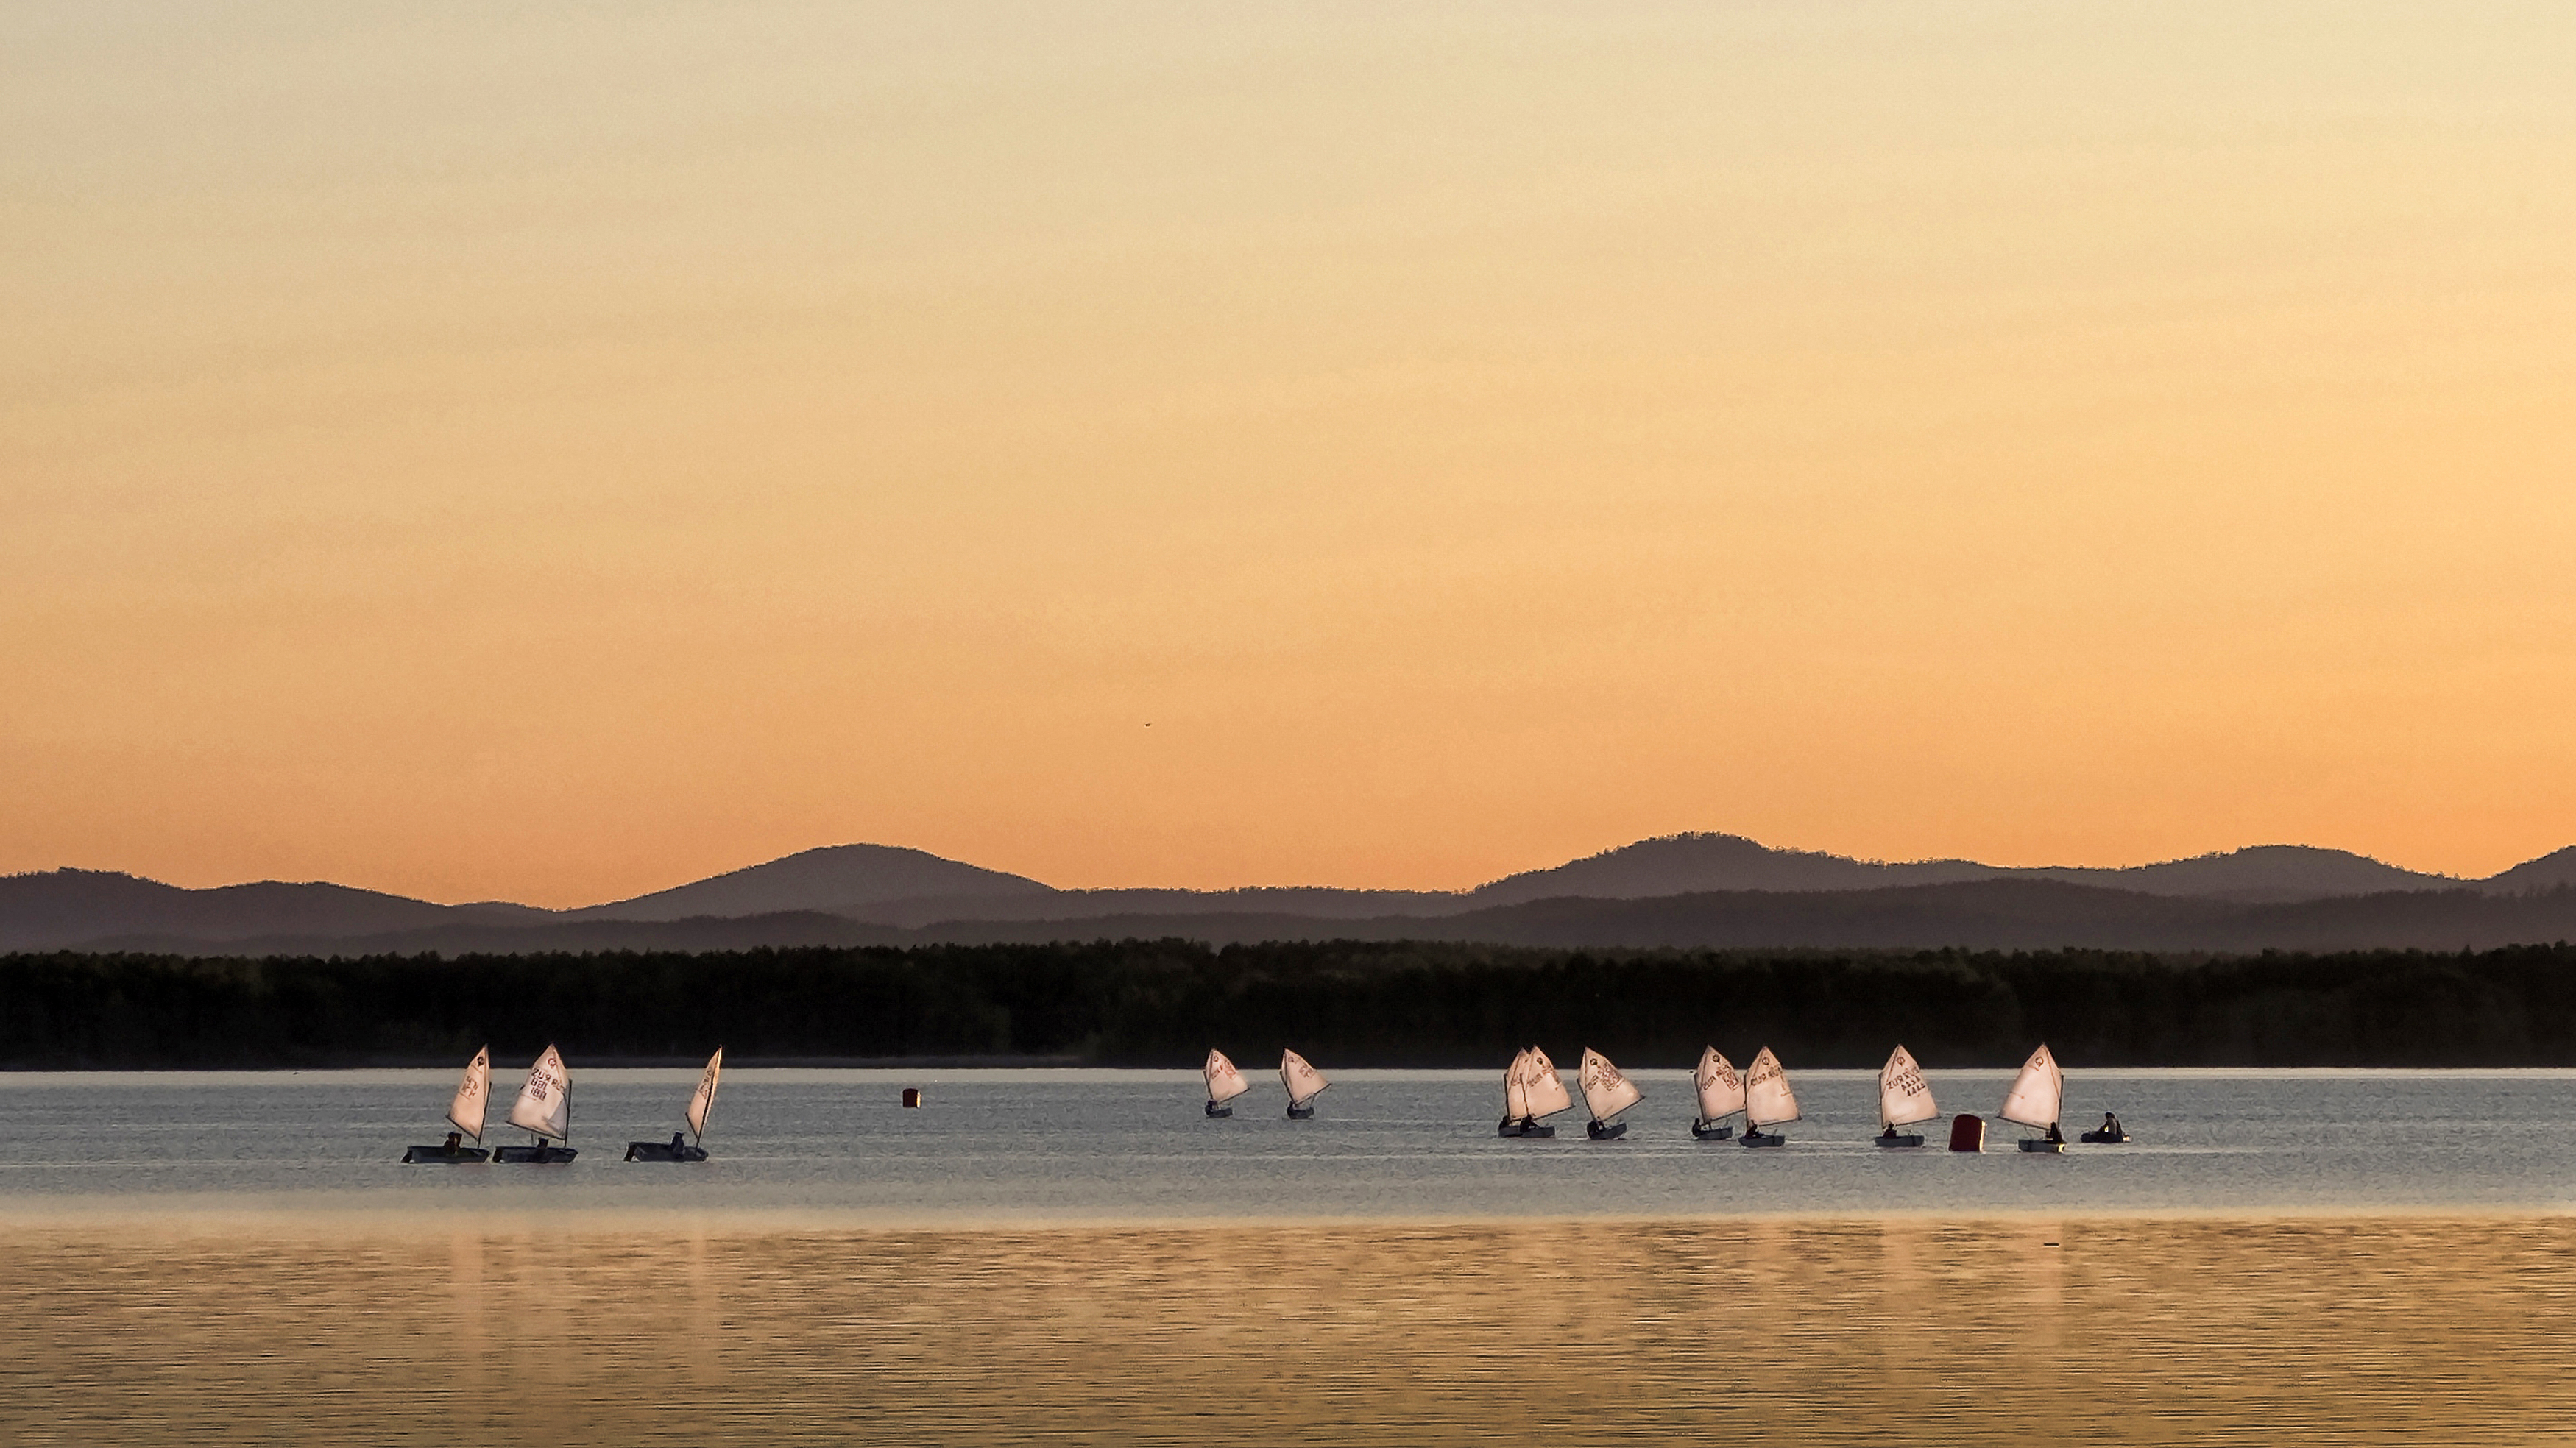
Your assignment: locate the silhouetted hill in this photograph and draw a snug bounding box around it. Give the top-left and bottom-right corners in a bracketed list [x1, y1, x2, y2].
[572, 843, 1052, 922]
[0, 870, 545, 953]
[1466, 834, 2452, 904]
[4, 835, 2564, 954]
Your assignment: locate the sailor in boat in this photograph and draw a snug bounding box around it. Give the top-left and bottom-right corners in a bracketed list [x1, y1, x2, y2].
[1503, 1046, 1571, 1138]
[403, 1047, 493, 1163]
[1579, 1048, 1641, 1140]
[494, 1045, 577, 1163]
[1872, 1044, 1937, 1148]
[1738, 1046, 1798, 1147]
[1691, 1047, 1741, 1140]
[1999, 1043, 2067, 1154]
[629, 1048, 722, 1162]
[2081, 1111, 2129, 1143]
[1204, 1048, 1251, 1118]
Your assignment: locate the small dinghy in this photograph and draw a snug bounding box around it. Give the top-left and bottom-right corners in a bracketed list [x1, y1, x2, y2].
[1500, 1046, 1572, 1138]
[1204, 1049, 1250, 1117]
[1873, 1044, 1938, 1148]
[403, 1046, 493, 1163]
[1691, 1047, 1742, 1140]
[1740, 1046, 1799, 1147]
[1579, 1048, 1642, 1140]
[2080, 1112, 2131, 1144]
[627, 1048, 722, 1162]
[493, 1045, 578, 1163]
[2000, 1043, 2067, 1154]
[1280, 1049, 1331, 1119]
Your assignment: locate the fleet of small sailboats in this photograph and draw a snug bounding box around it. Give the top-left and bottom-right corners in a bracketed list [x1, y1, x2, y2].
[1690, 1048, 1743, 1140]
[627, 1048, 723, 1162]
[1579, 1048, 1641, 1140]
[395, 1037, 2117, 1164]
[1875, 1045, 1937, 1148]
[1280, 1049, 1331, 1119]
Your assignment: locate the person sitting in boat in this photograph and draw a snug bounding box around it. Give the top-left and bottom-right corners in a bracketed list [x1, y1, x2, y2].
[2099, 1112, 2123, 1138]
[441, 1132, 463, 1154]
[669, 1132, 687, 1153]
[2044, 1122, 2064, 1144]
[1878, 1124, 1901, 1140]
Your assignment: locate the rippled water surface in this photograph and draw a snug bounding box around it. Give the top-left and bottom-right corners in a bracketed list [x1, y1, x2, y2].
[13, 1071, 2575, 1444]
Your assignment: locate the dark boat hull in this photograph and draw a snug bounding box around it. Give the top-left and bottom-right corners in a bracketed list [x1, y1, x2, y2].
[1498, 1117, 1557, 1138]
[1287, 1105, 1315, 1119]
[1205, 1101, 1233, 1118]
[625, 1142, 708, 1162]
[2017, 1138, 2065, 1154]
[493, 1144, 578, 1163]
[1691, 1120, 1735, 1140]
[1874, 1133, 1926, 1149]
[1585, 1119, 1627, 1140]
[401, 1145, 489, 1164]
[1741, 1130, 1786, 1148]
[2079, 1129, 2129, 1143]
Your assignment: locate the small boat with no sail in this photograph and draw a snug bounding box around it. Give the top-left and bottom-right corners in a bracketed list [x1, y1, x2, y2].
[1499, 1047, 1572, 1138]
[628, 1048, 722, 1162]
[402, 1046, 492, 1163]
[1874, 1044, 1937, 1148]
[1741, 1046, 1799, 1147]
[1579, 1048, 1641, 1140]
[2000, 1043, 2067, 1153]
[1204, 1049, 1250, 1117]
[1691, 1047, 1742, 1140]
[492, 1045, 577, 1163]
[1280, 1049, 1331, 1119]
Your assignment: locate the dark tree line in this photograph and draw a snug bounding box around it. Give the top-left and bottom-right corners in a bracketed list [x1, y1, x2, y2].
[4, 939, 2574, 1069]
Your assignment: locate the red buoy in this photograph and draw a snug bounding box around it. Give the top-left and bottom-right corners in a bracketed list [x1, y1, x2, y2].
[1948, 1113, 1985, 1152]
[902, 1087, 921, 1108]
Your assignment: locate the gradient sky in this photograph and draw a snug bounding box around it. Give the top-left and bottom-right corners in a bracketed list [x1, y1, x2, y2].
[7, 3, 2573, 906]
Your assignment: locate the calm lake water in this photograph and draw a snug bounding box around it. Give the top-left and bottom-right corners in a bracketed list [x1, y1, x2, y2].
[11, 1071, 2575, 1444]
[1, 1067, 2572, 1222]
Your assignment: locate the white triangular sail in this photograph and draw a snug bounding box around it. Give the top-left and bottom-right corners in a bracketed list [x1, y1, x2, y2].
[1579, 1048, 1643, 1123]
[1279, 1049, 1331, 1109]
[446, 1046, 491, 1143]
[685, 1047, 723, 1141]
[1523, 1046, 1574, 1120]
[1694, 1047, 1744, 1123]
[1503, 1049, 1532, 1118]
[1999, 1043, 2063, 1130]
[506, 1045, 571, 1141]
[1743, 1046, 1800, 1129]
[1204, 1048, 1250, 1105]
[1878, 1044, 1938, 1128]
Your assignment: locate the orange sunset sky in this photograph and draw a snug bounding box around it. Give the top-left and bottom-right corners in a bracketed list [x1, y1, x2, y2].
[6, 4, 2573, 907]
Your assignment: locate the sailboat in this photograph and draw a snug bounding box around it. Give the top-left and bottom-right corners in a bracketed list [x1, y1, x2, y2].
[1500, 1046, 1573, 1138]
[1280, 1049, 1331, 1120]
[1740, 1046, 1799, 1147]
[1579, 1048, 1642, 1140]
[1691, 1047, 1742, 1140]
[2000, 1043, 2067, 1153]
[492, 1044, 577, 1163]
[402, 1046, 492, 1163]
[1204, 1048, 1250, 1117]
[627, 1048, 722, 1162]
[1874, 1044, 1937, 1148]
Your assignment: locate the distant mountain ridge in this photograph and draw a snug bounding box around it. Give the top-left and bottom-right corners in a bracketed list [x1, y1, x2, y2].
[0, 831, 2555, 955]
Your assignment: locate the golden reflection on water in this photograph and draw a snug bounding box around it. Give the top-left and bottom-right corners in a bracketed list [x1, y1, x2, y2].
[12, 1216, 2574, 1446]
